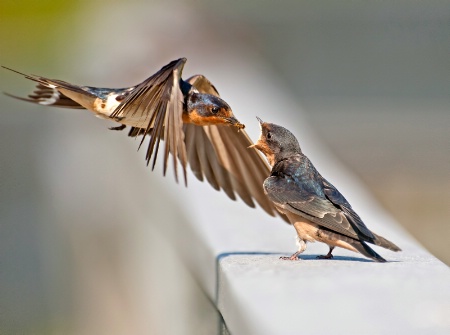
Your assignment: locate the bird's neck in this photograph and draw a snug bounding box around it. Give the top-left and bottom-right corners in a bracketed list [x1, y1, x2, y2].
[274, 151, 302, 164]
[271, 153, 303, 170]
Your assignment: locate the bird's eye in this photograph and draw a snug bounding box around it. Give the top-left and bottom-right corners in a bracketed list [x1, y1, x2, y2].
[266, 132, 272, 140]
[211, 107, 219, 114]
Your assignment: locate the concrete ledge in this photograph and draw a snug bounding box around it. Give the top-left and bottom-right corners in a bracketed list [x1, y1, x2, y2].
[170, 183, 450, 334]
[217, 254, 449, 335]
[167, 146, 450, 335]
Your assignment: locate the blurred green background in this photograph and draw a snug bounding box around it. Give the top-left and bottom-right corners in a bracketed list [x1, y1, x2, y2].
[1, 0, 449, 334]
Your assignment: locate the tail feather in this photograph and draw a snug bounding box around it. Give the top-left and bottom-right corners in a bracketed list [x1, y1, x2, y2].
[351, 240, 387, 263]
[372, 233, 402, 252]
[2, 66, 93, 94]
[319, 228, 388, 262]
[4, 86, 85, 109]
[2, 66, 95, 109]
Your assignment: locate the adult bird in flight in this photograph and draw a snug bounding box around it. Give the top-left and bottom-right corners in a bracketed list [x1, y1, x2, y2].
[3, 58, 287, 221]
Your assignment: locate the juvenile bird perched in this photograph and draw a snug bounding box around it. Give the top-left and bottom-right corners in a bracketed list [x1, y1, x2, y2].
[3, 58, 286, 221]
[251, 118, 401, 262]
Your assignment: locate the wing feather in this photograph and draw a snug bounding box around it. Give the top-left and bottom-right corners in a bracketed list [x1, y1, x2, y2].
[185, 75, 288, 221]
[207, 126, 252, 205]
[264, 174, 361, 238]
[184, 124, 221, 191]
[322, 178, 376, 240]
[110, 58, 187, 182]
[183, 124, 203, 182]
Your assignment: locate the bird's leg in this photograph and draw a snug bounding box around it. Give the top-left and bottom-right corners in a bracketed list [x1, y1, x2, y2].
[317, 246, 335, 259]
[280, 237, 307, 260]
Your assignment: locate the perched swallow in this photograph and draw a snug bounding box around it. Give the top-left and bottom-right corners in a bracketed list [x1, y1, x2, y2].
[3, 58, 287, 220]
[251, 118, 401, 262]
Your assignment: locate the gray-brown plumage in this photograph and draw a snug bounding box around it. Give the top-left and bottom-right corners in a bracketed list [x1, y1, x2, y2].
[3, 59, 288, 221]
[251, 118, 401, 262]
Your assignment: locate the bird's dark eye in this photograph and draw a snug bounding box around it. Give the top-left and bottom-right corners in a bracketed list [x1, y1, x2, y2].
[266, 132, 272, 140]
[211, 107, 219, 114]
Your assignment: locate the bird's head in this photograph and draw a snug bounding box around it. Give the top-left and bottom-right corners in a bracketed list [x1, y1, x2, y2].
[185, 92, 244, 129]
[250, 117, 301, 167]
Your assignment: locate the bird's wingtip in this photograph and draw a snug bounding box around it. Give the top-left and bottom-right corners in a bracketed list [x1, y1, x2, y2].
[2, 66, 37, 80]
[2, 66, 21, 75]
[3, 91, 17, 98]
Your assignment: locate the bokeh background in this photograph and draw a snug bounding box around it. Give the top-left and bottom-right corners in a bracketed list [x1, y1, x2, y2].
[1, 1, 449, 334]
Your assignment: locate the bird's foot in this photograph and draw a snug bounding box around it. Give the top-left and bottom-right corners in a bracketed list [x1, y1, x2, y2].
[109, 124, 126, 131]
[316, 246, 334, 260]
[316, 254, 334, 260]
[280, 253, 300, 261]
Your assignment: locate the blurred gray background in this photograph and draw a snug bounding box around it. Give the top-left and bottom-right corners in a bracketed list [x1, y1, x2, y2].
[1, 0, 449, 334]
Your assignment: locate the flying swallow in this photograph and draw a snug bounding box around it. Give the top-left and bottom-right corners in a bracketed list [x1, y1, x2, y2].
[3, 58, 288, 221]
[251, 118, 401, 262]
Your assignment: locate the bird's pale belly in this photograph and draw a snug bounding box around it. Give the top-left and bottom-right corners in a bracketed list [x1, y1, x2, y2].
[93, 96, 155, 127]
[291, 217, 320, 242]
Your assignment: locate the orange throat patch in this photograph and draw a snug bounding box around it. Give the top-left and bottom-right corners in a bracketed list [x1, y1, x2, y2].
[184, 109, 230, 126]
[253, 140, 276, 167]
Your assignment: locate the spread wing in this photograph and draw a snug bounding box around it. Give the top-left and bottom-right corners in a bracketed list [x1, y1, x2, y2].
[264, 169, 363, 238]
[185, 75, 289, 221]
[110, 58, 188, 183]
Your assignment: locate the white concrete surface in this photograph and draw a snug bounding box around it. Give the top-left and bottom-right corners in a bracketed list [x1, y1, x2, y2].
[218, 255, 449, 335]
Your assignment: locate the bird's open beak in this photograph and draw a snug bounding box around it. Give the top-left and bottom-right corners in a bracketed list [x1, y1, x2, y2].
[256, 116, 264, 125]
[226, 116, 245, 129]
[248, 139, 262, 150]
[249, 117, 265, 149]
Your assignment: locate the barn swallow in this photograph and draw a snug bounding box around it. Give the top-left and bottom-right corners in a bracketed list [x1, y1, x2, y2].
[3, 58, 287, 221]
[251, 118, 401, 262]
